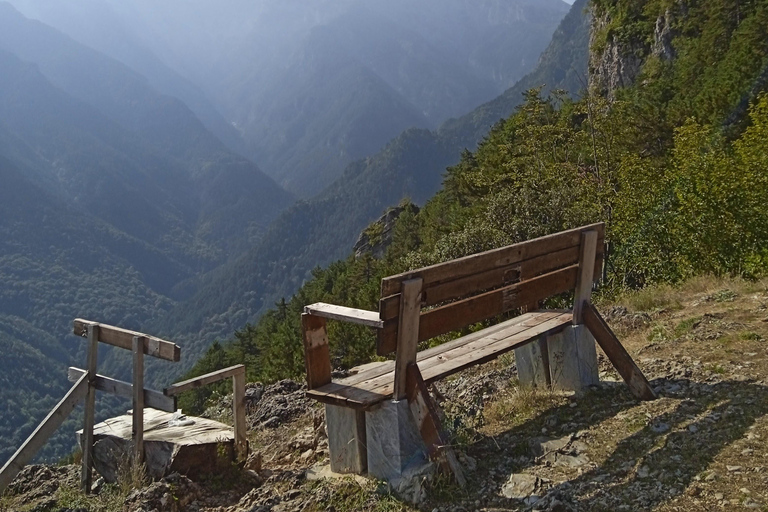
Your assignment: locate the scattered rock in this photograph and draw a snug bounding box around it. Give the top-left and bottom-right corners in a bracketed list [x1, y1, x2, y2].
[245, 451, 262, 472]
[249, 380, 313, 429]
[501, 473, 539, 499]
[123, 473, 200, 512]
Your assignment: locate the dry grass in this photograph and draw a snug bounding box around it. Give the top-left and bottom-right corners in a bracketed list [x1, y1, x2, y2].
[615, 274, 768, 313]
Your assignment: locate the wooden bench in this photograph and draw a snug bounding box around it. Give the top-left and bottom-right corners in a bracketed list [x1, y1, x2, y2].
[301, 223, 656, 479]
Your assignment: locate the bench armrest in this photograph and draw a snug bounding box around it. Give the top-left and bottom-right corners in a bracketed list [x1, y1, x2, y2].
[304, 302, 384, 328]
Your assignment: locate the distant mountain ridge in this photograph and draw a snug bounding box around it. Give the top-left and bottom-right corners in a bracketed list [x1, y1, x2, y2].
[0, 5, 293, 462]
[6, 0, 571, 197]
[154, 0, 592, 355]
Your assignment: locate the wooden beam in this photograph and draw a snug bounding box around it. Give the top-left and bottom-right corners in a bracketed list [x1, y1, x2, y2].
[302, 314, 332, 390]
[583, 303, 656, 401]
[232, 371, 248, 462]
[572, 230, 599, 324]
[379, 246, 605, 323]
[0, 373, 88, 493]
[405, 364, 465, 486]
[393, 278, 422, 400]
[81, 324, 98, 493]
[132, 336, 145, 464]
[304, 303, 383, 329]
[378, 263, 585, 354]
[68, 368, 176, 412]
[163, 365, 245, 396]
[73, 319, 180, 362]
[381, 223, 605, 296]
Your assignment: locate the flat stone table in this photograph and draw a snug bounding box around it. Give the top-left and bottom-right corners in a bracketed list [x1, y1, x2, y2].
[78, 409, 236, 482]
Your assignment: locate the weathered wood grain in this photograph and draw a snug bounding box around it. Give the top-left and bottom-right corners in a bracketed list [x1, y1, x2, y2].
[378, 264, 579, 354]
[393, 278, 422, 400]
[133, 336, 145, 463]
[68, 368, 176, 412]
[301, 314, 332, 390]
[572, 230, 598, 324]
[0, 373, 88, 493]
[73, 319, 180, 362]
[307, 312, 572, 409]
[304, 303, 383, 328]
[381, 223, 604, 296]
[583, 303, 656, 401]
[164, 365, 245, 396]
[81, 324, 98, 492]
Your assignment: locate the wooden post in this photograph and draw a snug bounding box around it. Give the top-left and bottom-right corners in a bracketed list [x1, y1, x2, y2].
[573, 230, 598, 325]
[405, 364, 465, 486]
[81, 324, 99, 493]
[393, 278, 423, 400]
[132, 336, 145, 464]
[583, 303, 657, 401]
[232, 371, 247, 461]
[0, 374, 89, 493]
[301, 314, 332, 390]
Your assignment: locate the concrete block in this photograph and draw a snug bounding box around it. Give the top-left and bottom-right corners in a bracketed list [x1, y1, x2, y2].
[365, 399, 429, 481]
[325, 404, 367, 474]
[514, 337, 549, 388]
[547, 325, 599, 392]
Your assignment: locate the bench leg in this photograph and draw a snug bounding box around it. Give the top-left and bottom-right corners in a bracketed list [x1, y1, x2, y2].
[514, 336, 551, 389]
[365, 400, 430, 482]
[546, 325, 599, 392]
[325, 404, 367, 474]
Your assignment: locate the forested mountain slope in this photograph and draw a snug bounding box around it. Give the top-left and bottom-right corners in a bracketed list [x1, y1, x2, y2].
[6, 0, 571, 197]
[0, 2, 294, 260]
[181, 0, 768, 410]
[0, 6, 292, 462]
[3, 0, 249, 158]
[155, 0, 592, 356]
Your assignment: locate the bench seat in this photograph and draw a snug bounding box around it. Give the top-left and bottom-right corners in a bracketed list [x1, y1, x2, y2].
[307, 310, 572, 410]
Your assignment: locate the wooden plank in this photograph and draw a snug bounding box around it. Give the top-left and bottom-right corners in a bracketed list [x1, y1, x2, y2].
[68, 368, 176, 412]
[164, 365, 245, 396]
[132, 336, 145, 463]
[406, 364, 466, 487]
[583, 303, 656, 401]
[379, 264, 580, 354]
[81, 324, 98, 493]
[379, 245, 603, 321]
[381, 223, 605, 296]
[369, 314, 571, 399]
[311, 313, 572, 409]
[73, 319, 180, 362]
[572, 230, 598, 324]
[304, 303, 383, 328]
[302, 314, 332, 390]
[232, 372, 248, 461]
[393, 278, 422, 400]
[0, 373, 88, 493]
[331, 312, 561, 392]
[418, 315, 573, 384]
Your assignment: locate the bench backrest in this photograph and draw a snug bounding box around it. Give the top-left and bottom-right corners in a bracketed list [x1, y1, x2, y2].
[377, 223, 605, 355]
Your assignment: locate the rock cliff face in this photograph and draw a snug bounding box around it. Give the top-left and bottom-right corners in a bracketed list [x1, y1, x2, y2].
[353, 204, 419, 259]
[588, 3, 679, 99]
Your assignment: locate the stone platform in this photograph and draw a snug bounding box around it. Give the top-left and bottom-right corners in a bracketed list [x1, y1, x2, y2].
[78, 409, 236, 482]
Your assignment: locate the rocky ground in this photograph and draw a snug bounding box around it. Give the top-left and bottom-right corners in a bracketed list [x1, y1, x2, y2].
[2, 276, 767, 512]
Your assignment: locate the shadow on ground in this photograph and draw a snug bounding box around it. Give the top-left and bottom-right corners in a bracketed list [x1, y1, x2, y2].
[461, 377, 768, 511]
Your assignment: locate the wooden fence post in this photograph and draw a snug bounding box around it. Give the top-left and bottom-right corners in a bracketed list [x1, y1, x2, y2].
[232, 371, 247, 461]
[0, 374, 89, 493]
[132, 336, 145, 464]
[81, 324, 99, 493]
[573, 230, 598, 325]
[393, 278, 423, 399]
